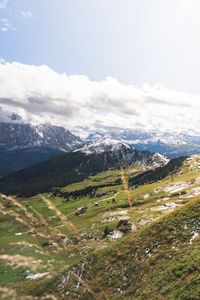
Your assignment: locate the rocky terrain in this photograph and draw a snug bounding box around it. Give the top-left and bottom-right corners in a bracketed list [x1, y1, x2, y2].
[0, 114, 82, 176]
[0, 114, 82, 151]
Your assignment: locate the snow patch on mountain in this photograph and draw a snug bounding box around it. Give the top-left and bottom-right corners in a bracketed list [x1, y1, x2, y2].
[77, 137, 132, 154]
[75, 137, 169, 168]
[82, 124, 200, 147]
[0, 120, 82, 151]
[152, 152, 170, 167]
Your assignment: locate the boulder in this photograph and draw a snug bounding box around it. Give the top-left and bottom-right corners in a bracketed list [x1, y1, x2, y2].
[117, 220, 132, 233]
[75, 206, 87, 216]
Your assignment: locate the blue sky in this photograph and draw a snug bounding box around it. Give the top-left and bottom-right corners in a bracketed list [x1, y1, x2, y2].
[1, 0, 200, 91]
[1, 0, 200, 133]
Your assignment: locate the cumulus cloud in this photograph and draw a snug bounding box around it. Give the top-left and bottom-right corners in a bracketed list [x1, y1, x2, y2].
[0, 61, 200, 134]
[21, 11, 32, 19]
[0, 18, 15, 32]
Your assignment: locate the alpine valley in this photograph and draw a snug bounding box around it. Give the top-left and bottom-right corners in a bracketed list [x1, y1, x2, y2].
[0, 114, 200, 300]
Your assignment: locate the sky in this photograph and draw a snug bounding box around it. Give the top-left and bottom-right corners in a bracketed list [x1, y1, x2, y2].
[1, 0, 200, 134]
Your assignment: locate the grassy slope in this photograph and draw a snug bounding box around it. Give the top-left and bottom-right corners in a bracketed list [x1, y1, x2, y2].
[0, 156, 199, 299]
[60, 197, 199, 300]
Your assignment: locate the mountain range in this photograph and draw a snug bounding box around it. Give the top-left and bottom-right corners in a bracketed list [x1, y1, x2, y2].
[0, 114, 82, 176]
[0, 138, 169, 197]
[1, 112, 200, 177]
[83, 124, 200, 157]
[0, 114, 82, 151]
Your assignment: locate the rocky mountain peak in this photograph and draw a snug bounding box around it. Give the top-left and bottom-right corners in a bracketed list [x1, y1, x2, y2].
[0, 117, 82, 151]
[9, 113, 23, 122]
[77, 137, 133, 155]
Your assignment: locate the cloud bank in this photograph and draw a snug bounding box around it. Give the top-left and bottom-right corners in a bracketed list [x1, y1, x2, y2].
[0, 61, 200, 134]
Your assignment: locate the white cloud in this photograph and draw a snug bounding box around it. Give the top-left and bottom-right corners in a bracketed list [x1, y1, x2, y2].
[0, 2, 32, 33]
[21, 11, 32, 19]
[0, 61, 200, 134]
[0, 18, 15, 32]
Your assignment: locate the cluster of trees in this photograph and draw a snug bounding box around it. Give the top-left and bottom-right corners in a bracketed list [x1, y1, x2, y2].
[129, 156, 186, 187]
[52, 183, 117, 201]
[0, 151, 120, 197]
[0, 144, 186, 198]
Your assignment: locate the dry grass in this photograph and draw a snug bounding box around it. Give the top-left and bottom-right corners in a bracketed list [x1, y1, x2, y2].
[0, 287, 58, 300]
[70, 271, 109, 300]
[120, 166, 137, 230]
[0, 195, 66, 247]
[0, 194, 39, 226]
[0, 254, 43, 271]
[40, 195, 80, 239]
[0, 203, 31, 228]
[120, 167, 132, 208]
